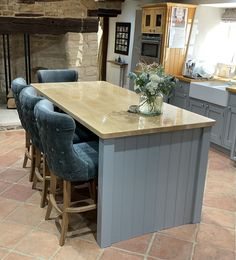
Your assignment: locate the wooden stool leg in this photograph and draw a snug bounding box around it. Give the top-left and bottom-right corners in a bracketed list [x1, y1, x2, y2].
[60, 180, 71, 246]
[23, 131, 30, 168]
[40, 157, 50, 208]
[32, 149, 41, 189]
[45, 173, 57, 220]
[89, 179, 97, 203]
[29, 145, 36, 182]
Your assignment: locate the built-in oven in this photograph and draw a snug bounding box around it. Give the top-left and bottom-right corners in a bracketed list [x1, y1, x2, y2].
[141, 34, 162, 63]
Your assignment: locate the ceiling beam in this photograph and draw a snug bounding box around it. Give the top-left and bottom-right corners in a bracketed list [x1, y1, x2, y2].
[88, 8, 121, 17]
[0, 17, 98, 34]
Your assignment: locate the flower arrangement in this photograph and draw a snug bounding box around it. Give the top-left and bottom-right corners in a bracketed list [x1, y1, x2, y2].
[129, 62, 177, 97]
[129, 62, 178, 115]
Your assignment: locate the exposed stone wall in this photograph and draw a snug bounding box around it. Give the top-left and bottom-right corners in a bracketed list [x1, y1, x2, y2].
[0, 0, 121, 17]
[64, 32, 98, 81]
[0, 0, 117, 104]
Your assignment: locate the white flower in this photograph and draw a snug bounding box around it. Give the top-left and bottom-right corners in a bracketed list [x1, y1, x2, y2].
[149, 74, 161, 82]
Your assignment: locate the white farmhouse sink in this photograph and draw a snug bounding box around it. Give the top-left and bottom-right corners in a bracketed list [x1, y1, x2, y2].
[189, 81, 229, 107]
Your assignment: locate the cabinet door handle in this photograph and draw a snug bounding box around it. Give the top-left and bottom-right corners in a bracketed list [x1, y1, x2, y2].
[201, 103, 204, 107]
[206, 104, 209, 109]
[228, 106, 231, 111]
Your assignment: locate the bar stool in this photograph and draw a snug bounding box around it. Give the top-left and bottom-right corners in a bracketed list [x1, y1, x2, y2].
[19, 86, 48, 207]
[11, 78, 31, 171]
[37, 69, 78, 83]
[35, 99, 98, 246]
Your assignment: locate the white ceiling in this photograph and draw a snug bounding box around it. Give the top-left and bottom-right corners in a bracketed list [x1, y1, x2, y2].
[202, 3, 236, 8]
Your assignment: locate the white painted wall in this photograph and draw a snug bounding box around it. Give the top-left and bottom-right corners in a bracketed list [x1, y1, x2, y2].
[187, 6, 224, 63]
[185, 6, 236, 76]
[106, 0, 140, 89]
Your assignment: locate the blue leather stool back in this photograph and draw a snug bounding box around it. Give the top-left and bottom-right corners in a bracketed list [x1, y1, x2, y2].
[20, 87, 44, 152]
[11, 78, 28, 129]
[37, 69, 78, 83]
[35, 99, 98, 182]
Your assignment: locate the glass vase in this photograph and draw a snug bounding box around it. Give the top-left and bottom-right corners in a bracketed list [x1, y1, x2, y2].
[138, 93, 163, 115]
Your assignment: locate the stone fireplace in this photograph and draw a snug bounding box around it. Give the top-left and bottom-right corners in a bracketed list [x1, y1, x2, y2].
[0, 0, 122, 106]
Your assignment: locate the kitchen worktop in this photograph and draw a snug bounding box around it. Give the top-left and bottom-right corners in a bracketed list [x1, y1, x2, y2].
[177, 75, 236, 93]
[32, 81, 215, 139]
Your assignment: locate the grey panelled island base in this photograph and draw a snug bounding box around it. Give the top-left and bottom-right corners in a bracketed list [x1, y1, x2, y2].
[32, 81, 215, 248]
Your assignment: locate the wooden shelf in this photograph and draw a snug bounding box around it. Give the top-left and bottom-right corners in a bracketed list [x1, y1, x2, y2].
[107, 60, 128, 68]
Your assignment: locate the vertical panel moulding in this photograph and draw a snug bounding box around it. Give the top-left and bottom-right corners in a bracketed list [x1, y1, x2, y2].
[111, 137, 125, 243]
[143, 133, 161, 233]
[174, 129, 193, 226]
[154, 132, 172, 230]
[97, 138, 115, 248]
[164, 130, 182, 228]
[131, 135, 149, 237]
[183, 129, 200, 223]
[120, 136, 137, 240]
[192, 127, 211, 223]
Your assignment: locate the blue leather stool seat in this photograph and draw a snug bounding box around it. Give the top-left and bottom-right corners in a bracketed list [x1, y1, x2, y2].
[37, 69, 78, 83]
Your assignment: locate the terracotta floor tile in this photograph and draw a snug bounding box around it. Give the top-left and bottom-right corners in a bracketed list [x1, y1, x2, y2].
[0, 166, 6, 173]
[17, 174, 32, 187]
[0, 248, 9, 258]
[15, 230, 60, 259]
[160, 224, 197, 242]
[53, 239, 102, 260]
[5, 204, 46, 226]
[0, 168, 27, 183]
[10, 158, 29, 170]
[207, 169, 236, 183]
[205, 181, 235, 195]
[0, 196, 20, 220]
[37, 219, 60, 235]
[26, 192, 42, 206]
[149, 233, 193, 260]
[0, 180, 12, 194]
[193, 243, 235, 260]
[0, 154, 21, 168]
[203, 192, 236, 212]
[4, 252, 36, 260]
[101, 248, 144, 260]
[0, 221, 31, 248]
[1, 184, 36, 202]
[201, 207, 235, 229]
[208, 160, 232, 171]
[112, 234, 152, 254]
[197, 223, 235, 251]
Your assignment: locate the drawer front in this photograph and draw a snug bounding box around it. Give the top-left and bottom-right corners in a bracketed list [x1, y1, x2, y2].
[175, 81, 190, 94]
[228, 93, 236, 107]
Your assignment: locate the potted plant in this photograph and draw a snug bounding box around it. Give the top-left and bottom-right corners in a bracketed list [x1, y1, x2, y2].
[129, 62, 178, 115]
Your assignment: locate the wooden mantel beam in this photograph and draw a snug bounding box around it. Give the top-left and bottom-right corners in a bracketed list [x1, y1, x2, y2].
[0, 17, 98, 34]
[88, 8, 121, 17]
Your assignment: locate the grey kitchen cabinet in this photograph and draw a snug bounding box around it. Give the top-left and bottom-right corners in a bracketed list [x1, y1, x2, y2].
[169, 81, 190, 109]
[207, 104, 225, 146]
[189, 98, 225, 146]
[189, 98, 205, 116]
[170, 92, 189, 109]
[222, 94, 236, 150]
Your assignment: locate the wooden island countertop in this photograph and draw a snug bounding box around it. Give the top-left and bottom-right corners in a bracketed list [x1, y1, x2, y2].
[32, 81, 215, 139]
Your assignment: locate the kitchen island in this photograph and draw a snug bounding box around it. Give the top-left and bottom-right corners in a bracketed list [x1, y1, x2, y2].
[32, 81, 215, 248]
